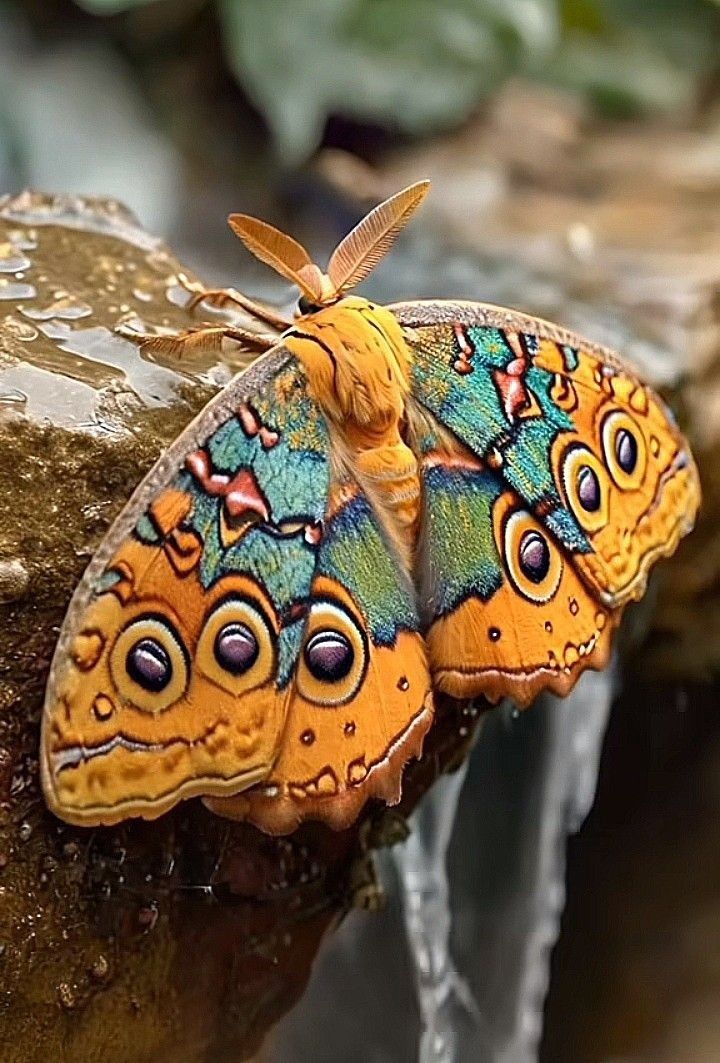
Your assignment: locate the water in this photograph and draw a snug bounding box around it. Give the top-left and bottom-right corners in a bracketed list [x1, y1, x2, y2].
[273, 668, 616, 1062]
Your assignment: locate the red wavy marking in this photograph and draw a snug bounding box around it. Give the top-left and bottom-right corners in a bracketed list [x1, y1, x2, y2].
[186, 450, 271, 522]
[493, 355, 534, 422]
[238, 402, 279, 449]
[452, 323, 475, 375]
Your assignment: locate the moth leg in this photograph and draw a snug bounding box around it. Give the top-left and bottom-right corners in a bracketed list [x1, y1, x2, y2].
[178, 273, 290, 331]
[116, 322, 277, 359]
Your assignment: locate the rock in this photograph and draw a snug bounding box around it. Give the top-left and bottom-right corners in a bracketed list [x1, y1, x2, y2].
[0, 192, 480, 1062]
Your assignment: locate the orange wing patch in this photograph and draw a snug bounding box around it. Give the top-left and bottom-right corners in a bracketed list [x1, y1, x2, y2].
[426, 489, 615, 707]
[42, 493, 287, 826]
[538, 339, 701, 606]
[206, 579, 433, 834]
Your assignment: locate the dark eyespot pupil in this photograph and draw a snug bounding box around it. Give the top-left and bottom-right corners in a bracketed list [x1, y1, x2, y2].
[518, 530, 550, 584]
[126, 638, 171, 692]
[577, 465, 601, 512]
[304, 630, 353, 682]
[615, 428, 638, 474]
[214, 622, 258, 675]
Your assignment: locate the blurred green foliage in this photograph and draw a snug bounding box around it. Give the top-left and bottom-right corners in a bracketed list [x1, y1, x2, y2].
[74, 0, 720, 159]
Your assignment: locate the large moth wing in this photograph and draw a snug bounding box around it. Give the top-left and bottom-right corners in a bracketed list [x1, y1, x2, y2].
[409, 410, 615, 705]
[41, 346, 324, 825]
[41, 345, 432, 831]
[395, 300, 700, 608]
[207, 470, 433, 834]
[394, 300, 700, 704]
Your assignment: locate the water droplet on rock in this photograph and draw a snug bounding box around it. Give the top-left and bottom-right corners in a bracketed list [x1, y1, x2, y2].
[57, 982, 76, 1010]
[89, 954, 109, 982]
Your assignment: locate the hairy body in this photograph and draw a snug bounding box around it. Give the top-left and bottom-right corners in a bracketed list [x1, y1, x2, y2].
[285, 296, 421, 553]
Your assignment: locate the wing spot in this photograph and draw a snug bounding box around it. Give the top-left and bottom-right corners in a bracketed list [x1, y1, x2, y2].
[348, 759, 368, 784]
[92, 695, 114, 722]
[564, 645, 580, 668]
[71, 631, 106, 672]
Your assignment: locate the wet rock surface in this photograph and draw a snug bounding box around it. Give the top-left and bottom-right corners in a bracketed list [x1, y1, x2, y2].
[0, 194, 485, 1063]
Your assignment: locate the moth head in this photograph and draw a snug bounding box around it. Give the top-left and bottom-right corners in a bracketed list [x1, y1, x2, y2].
[227, 180, 430, 311]
[41, 539, 286, 826]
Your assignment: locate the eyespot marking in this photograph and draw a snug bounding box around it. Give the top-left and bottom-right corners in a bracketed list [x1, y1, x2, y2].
[577, 466, 601, 512]
[602, 410, 647, 491]
[518, 530, 550, 584]
[296, 600, 367, 707]
[615, 428, 638, 474]
[126, 638, 172, 693]
[503, 509, 563, 604]
[214, 622, 259, 675]
[561, 445, 609, 533]
[196, 594, 276, 696]
[304, 630, 354, 682]
[109, 614, 189, 714]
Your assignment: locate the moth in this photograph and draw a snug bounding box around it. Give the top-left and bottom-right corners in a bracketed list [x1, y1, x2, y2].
[41, 181, 700, 834]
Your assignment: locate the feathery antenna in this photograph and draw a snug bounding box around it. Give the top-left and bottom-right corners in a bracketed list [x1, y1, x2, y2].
[227, 214, 322, 301]
[327, 181, 430, 294]
[228, 181, 431, 305]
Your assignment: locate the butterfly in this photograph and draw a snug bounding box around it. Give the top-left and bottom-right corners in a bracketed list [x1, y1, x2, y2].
[40, 181, 700, 835]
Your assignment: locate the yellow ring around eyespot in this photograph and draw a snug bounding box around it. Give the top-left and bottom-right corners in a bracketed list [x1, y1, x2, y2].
[561, 444, 609, 534]
[109, 615, 189, 714]
[503, 509, 563, 605]
[296, 600, 367, 707]
[195, 596, 276, 697]
[601, 409, 647, 491]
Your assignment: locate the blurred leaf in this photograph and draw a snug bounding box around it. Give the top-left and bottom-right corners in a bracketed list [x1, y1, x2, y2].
[69, 0, 720, 159]
[551, 0, 720, 117]
[559, 0, 608, 33]
[551, 32, 697, 116]
[75, 0, 156, 12]
[219, 0, 558, 162]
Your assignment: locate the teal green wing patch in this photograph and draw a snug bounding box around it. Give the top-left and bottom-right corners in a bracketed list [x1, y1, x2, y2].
[172, 359, 332, 685]
[419, 457, 504, 620]
[395, 305, 591, 554]
[317, 486, 419, 644]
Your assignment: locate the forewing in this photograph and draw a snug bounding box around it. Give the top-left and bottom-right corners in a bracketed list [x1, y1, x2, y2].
[395, 300, 700, 611]
[43, 344, 432, 832]
[41, 346, 332, 825]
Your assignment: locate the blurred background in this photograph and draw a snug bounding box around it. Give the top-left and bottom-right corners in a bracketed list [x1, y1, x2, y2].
[2, 1, 720, 1060]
